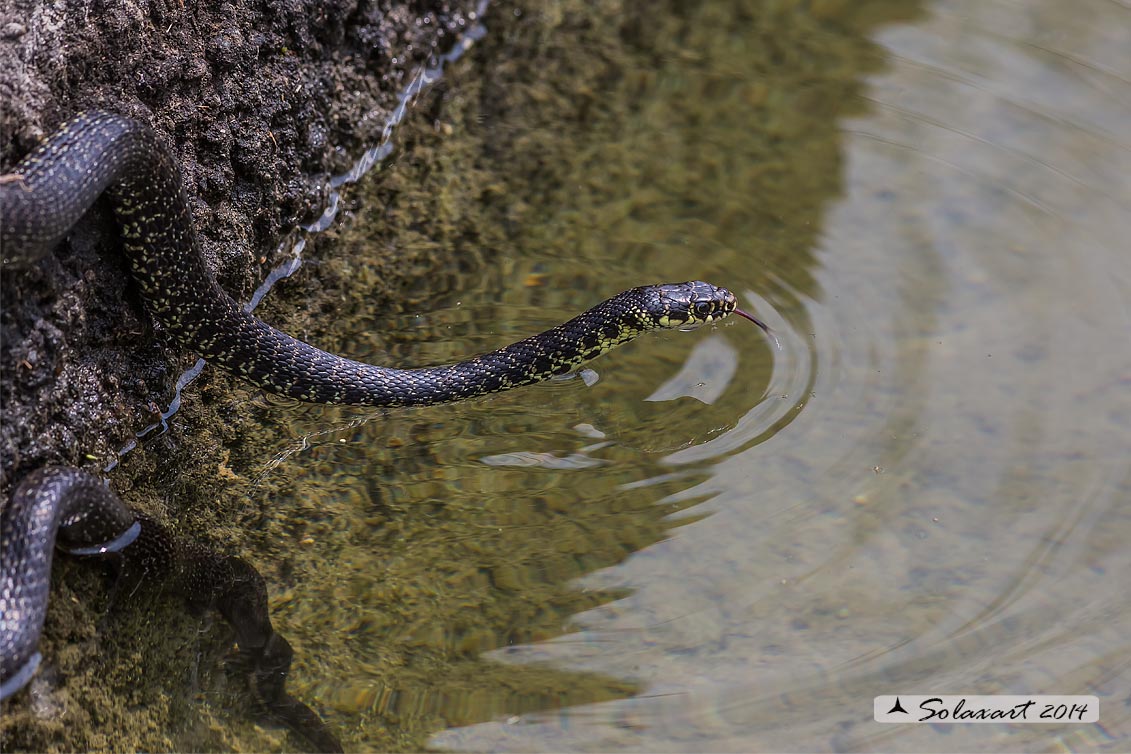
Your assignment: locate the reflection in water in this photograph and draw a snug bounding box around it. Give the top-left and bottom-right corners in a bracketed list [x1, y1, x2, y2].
[646, 336, 739, 406]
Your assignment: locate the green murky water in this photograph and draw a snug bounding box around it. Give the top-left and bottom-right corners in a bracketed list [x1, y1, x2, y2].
[11, 0, 1131, 751]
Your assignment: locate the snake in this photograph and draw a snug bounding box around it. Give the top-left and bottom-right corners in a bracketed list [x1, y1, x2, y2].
[0, 111, 773, 740]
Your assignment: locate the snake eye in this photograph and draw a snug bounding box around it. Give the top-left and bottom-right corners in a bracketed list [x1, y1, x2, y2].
[694, 301, 714, 319]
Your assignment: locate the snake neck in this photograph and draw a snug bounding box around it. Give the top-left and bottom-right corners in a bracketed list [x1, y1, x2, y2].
[155, 286, 655, 407]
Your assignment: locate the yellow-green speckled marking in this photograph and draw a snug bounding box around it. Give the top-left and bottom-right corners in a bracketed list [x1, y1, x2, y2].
[0, 111, 757, 407]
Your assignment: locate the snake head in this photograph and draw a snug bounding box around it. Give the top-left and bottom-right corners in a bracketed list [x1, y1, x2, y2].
[649, 281, 777, 345]
[647, 280, 737, 328]
[649, 281, 734, 330]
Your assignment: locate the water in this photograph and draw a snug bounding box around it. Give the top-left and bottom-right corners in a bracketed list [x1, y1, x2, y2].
[234, 0, 1131, 750]
[17, 0, 1130, 751]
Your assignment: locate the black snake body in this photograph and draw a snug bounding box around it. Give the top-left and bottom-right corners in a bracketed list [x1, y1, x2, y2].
[0, 111, 758, 406]
[0, 111, 770, 744]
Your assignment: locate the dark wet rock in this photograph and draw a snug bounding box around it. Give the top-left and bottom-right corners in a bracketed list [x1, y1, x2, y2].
[0, 0, 483, 491]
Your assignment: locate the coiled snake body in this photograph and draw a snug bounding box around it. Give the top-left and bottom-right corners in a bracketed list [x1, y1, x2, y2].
[0, 111, 770, 742]
[0, 467, 342, 751]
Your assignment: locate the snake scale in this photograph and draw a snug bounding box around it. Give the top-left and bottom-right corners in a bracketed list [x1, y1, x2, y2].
[0, 111, 771, 745]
